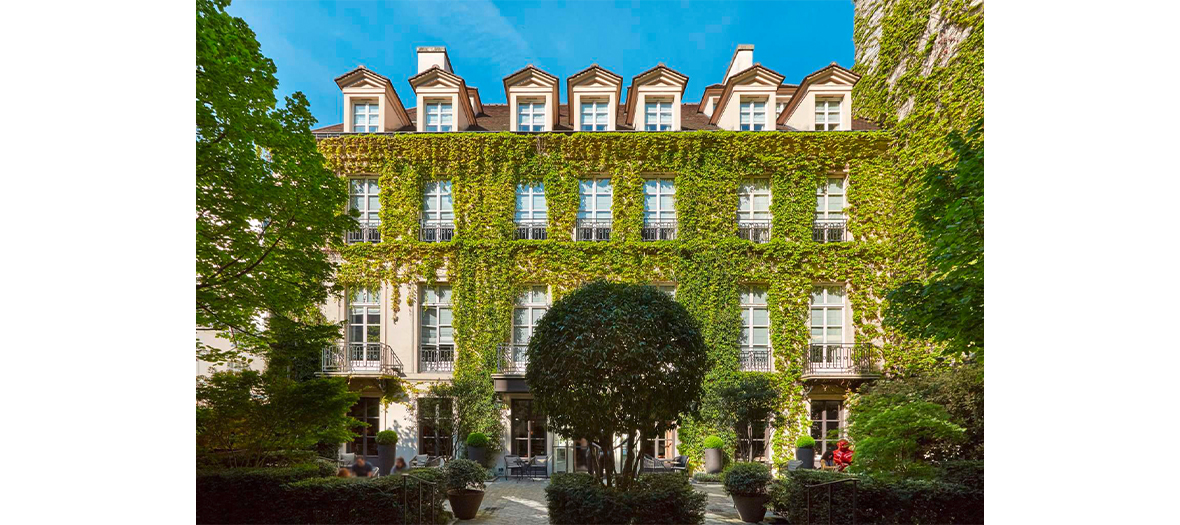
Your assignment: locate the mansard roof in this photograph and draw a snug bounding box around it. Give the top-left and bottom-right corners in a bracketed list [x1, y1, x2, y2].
[776, 63, 860, 125]
[566, 64, 624, 109]
[623, 64, 689, 126]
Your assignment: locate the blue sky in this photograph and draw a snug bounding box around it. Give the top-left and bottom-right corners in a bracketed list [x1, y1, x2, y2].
[228, 0, 855, 127]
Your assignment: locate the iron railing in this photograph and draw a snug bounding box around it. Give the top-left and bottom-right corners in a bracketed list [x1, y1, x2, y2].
[641, 221, 678, 241]
[401, 472, 444, 525]
[419, 221, 455, 243]
[738, 220, 772, 243]
[419, 343, 455, 372]
[806, 478, 859, 525]
[575, 219, 612, 241]
[496, 343, 528, 374]
[804, 343, 878, 377]
[321, 342, 402, 375]
[515, 221, 548, 240]
[347, 222, 382, 244]
[813, 220, 847, 243]
[740, 349, 772, 372]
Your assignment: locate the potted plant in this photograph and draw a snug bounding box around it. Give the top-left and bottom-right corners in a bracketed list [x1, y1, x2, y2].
[465, 432, 489, 466]
[723, 462, 773, 523]
[795, 435, 816, 469]
[443, 458, 487, 520]
[376, 430, 399, 476]
[703, 435, 725, 474]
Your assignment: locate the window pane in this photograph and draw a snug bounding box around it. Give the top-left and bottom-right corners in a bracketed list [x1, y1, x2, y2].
[753, 195, 770, 211]
[661, 179, 675, 193]
[827, 179, 844, 193]
[752, 308, 769, 326]
[660, 195, 674, 211]
[828, 195, 843, 211]
[597, 179, 611, 192]
[533, 195, 546, 211]
[596, 195, 611, 211]
[826, 309, 842, 327]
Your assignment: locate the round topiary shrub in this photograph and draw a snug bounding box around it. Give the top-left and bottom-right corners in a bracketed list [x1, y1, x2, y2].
[796, 435, 816, 449]
[723, 462, 772, 496]
[704, 436, 725, 449]
[376, 430, 399, 446]
[465, 432, 489, 447]
[443, 458, 487, 492]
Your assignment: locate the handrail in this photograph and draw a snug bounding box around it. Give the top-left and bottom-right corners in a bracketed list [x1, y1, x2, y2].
[321, 342, 402, 375]
[641, 220, 678, 241]
[496, 342, 527, 374]
[401, 472, 442, 525]
[803, 343, 878, 376]
[805, 478, 858, 525]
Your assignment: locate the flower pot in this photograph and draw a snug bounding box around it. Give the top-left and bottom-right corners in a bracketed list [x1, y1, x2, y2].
[377, 443, 396, 475]
[731, 494, 770, 523]
[796, 447, 815, 469]
[466, 445, 486, 465]
[447, 489, 485, 520]
[704, 448, 724, 474]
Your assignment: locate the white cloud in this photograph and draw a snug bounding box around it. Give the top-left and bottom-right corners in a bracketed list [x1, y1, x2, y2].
[406, 0, 537, 76]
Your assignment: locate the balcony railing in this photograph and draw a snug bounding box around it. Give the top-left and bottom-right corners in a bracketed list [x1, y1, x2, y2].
[321, 342, 402, 375]
[575, 219, 612, 242]
[738, 220, 772, 243]
[813, 219, 847, 243]
[420, 221, 455, 243]
[515, 221, 548, 240]
[641, 221, 678, 241]
[495, 343, 528, 375]
[803, 343, 878, 377]
[346, 222, 382, 244]
[740, 349, 772, 372]
[419, 343, 455, 373]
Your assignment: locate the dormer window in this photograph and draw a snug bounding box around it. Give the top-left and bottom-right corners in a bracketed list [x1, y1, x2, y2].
[352, 102, 379, 132]
[644, 99, 673, 131]
[580, 100, 609, 131]
[425, 101, 453, 132]
[740, 98, 766, 131]
[815, 99, 842, 131]
[518, 100, 546, 132]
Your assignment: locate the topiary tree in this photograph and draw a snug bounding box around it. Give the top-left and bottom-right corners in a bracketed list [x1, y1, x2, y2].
[526, 281, 709, 489]
[712, 372, 783, 462]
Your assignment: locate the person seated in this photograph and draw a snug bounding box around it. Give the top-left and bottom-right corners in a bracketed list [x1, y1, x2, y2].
[820, 448, 835, 468]
[833, 439, 854, 472]
[393, 457, 408, 474]
[350, 456, 377, 478]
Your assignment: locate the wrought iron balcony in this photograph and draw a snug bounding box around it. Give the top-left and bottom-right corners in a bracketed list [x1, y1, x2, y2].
[419, 343, 455, 373]
[346, 222, 381, 244]
[495, 343, 528, 375]
[420, 221, 455, 243]
[641, 221, 678, 241]
[740, 349, 772, 372]
[321, 342, 402, 376]
[575, 219, 612, 242]
[738, 220, 772, 243]
[803, 343, 879, 378]
[515, 221, 548, 240]
[812, 220, 847, 243]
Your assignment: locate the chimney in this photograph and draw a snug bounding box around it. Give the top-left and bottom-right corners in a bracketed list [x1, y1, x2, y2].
[416, 46, 452, 74]
[723, 44, 755, 83]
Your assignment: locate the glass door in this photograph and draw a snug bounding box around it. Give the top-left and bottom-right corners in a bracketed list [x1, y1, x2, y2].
[511, 399, 548, 459]
[346, 397, 381, 458]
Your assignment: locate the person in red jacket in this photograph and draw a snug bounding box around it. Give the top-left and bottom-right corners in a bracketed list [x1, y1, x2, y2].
[832, 439, 854, 471]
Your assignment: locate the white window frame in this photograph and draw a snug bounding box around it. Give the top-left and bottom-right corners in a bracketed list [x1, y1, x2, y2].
[353, 101, 379, 133]
[652, 284, 676, 298]
[810, 399, 845, 458]
[511, 285, 549, 365]
[425, 101, 453, 132]
[518, 99, 546, 132]
[643, 178, 676, 224]
[423, 181, 454, 225]
[580, 99, 609, 131]
[348, 287, 381, 345]
[815, 177, 846, 221]
[577, 178, 612, 221]
[515, 183, 547, 222]
[810, 285, 847, 346]
[350, 177, 381, 227]
[739, 98, 766, 131]
[738, 179, 772, 221]
[644, 99, 673, 131]
[815, 98, 842, 131]
[739, 285, 771, 371]
[420, 284, 454, 371]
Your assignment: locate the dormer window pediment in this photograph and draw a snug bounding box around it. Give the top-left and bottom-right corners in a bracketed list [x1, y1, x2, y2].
[504, 65, 560, 132]
[777, 63, 859, 132]
[709, 64, 785, 131]
[624, 64, 688, 131]
[409, 66, 476, 132]
[334, 66, 411, 133]
[568, 65, 623, 132]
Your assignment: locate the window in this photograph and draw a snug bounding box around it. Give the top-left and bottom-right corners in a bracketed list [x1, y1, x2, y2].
[347, 397, 382, 457]
[815, 99, 841, 131]
[576, 178, 612, 241]
[644, 99, 673, 131]
[348, 287, 381, 366]
[810, 286, 846, 368]
[518, 99, 546, 132]
[348, 178, 381, 243]
[652, 284, 676, 298]
[810, 400, 844, 457]
[642, 178, 676, 241]
[425, 101, 453, 132]
[421, 181, 454, 242]
[580, 100, 609, 131]
[420, 285, 454, 372]
[737, 179, 772, 242]
[515, 183, 547, 239]
[736, 418, 769, 462]
[740, 285, 771, 371]
[511, 399, 548, 458]
[512, 286, 548, 369]
[739, 98, 766, 131]
[419, 397, 454, 457]
[814, 177, 846, 242]
[775, 101, 787, 114]
[643, 428, 675, 460]
[353, 102, 378, 132]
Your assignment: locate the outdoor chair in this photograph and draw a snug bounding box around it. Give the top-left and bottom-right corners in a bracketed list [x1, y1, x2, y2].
[339, 452, 356, 467]
[642, 455, 672, 473]
[371, 466, 380, 478]
[504, 455, 526, 479]
[528, 455, 549, 478]
[669, 455, 689, 474]
[409, 454, 430, 468]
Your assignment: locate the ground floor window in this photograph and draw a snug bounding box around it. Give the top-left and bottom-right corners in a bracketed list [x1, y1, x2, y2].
[642, 428, 676, 459]
[418, 398, 454, 457]
[810, 400, 844, 457]
[736, 419, 769, 462]
[346, 397, 381, 457]
[511, 399, 547, 458]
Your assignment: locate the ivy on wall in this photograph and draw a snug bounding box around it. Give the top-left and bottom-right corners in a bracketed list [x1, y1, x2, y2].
[319, 131, 930, 465]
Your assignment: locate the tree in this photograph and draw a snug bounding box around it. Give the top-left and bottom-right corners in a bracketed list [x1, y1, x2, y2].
[713, 372, 783, 462]
[526, 282, 709, 489]
[885, 121, 984, 361]
[196, 0, 354, 362]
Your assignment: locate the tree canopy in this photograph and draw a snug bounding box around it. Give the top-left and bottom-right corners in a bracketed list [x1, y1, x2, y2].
[712, 372, 783, 461]
[196, 0, 354, 361]
[525, 281, 709, 488]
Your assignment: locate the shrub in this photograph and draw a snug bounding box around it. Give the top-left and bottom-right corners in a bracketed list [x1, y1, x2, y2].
[375, 430, 399, 446]
[628, 473, 707, 524]
[546, 473, 631, 525]
[723, 462, 772, 496]
[196, 463, 336, 523]
[442, 458, 487, 492]
[796, 435, 816, 449]
[465, 431, 489, 447]
[692, 472, 722, 483]
[703, 436, 724, 449]
[197, 449, 324, 469]
[545, 473, 706, 525]
[768, 469, 983, 525]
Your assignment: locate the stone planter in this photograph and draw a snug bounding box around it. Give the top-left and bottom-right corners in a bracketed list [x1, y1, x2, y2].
[447, 489, 485, 520]
[466, 445, 486, 466]
[731, 494, 770, 523]
[704, 448, 724, 474]
[796, 447, 815, 469]
[377, 444, 396, 476]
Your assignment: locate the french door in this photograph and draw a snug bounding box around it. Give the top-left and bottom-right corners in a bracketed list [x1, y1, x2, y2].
[511, 399, 547, 459]
[347, 397, 381, 457]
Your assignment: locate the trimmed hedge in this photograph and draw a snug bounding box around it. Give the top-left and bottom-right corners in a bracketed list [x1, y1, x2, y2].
[546, 473, 706, 525]
[196, 449, 326, 469]
[768, 469, 983, 524]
